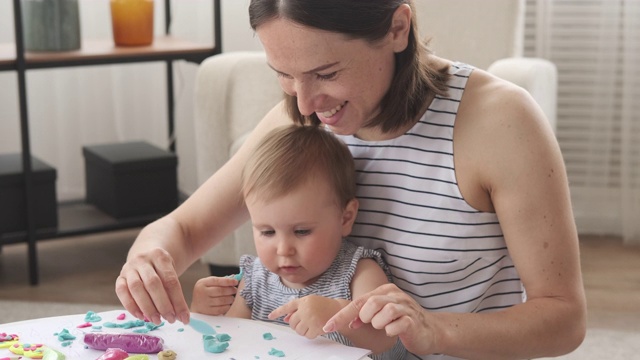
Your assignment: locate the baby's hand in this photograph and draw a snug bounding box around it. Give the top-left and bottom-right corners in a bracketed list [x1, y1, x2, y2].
[190, 276, 239, 316]
[269, 295, 347, 339]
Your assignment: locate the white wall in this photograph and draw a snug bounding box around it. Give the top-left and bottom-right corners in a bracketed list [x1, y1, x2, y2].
[221, 0, 264, 52]
[177, 0, 264, 194]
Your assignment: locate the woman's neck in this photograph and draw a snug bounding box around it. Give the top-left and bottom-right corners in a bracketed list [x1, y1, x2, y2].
[355, 92, 435, 141]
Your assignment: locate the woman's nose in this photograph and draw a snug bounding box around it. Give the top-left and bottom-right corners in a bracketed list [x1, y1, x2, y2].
[292, 80, 318, 117]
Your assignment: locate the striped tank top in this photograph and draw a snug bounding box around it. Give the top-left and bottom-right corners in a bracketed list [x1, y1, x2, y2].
[335, 63, 524, 360]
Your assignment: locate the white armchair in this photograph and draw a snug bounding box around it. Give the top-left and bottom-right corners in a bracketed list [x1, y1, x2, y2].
[194, 0, 557, 272]
[193, 51, 282, 274]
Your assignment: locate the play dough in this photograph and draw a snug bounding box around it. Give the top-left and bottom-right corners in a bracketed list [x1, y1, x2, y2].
[42, 347, 66, 360]
[10, 342, 45, 358]
[268, 347, 286, 357]
[0, 333, 19, 348]
[157, 350, 177, 360]
[95, 347, 129, 360]
[84, 311, 102, 322]
[84, 333, 164, 353]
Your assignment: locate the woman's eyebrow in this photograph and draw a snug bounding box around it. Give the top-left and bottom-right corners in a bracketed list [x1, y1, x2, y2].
[267, 61, 340, 75]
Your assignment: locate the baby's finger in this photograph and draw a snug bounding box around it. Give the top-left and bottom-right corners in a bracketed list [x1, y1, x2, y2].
[206, 285, 238, 297]
[268, 299, 299, 320]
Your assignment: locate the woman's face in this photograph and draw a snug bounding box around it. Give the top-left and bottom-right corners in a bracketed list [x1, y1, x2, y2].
[256, 18, 401, 138]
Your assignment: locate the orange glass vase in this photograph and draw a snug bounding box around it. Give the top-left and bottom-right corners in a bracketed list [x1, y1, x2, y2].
[110, 0, 154, 46]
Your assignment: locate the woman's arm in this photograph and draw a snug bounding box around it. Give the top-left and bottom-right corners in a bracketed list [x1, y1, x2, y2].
[325, 72, 587, 359]
[115, 102, 291, 325]
[435, 69, 587, 359]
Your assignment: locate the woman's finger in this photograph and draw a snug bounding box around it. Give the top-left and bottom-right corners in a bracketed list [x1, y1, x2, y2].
[201, 276, 239, 287]
[323, 292, 372, 333]
[138, 264, 175, 324]
[125, 269, 159, 322]
[115, 275, 143, 320]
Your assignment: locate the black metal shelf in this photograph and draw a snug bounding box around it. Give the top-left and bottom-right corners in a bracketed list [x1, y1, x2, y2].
[2, 0, 222, 285]
[0, 201, 166, 245]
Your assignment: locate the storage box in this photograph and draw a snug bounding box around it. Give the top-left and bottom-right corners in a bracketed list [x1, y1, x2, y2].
[83, 141, 178, 219]
[0, 154, 58, 234]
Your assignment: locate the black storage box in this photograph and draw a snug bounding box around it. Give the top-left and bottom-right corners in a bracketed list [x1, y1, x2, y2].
[83, 141, 178, 219]
[0, 154, 58, 234]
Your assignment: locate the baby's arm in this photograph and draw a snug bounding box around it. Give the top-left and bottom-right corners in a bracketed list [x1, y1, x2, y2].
[224, 278, 252, 319]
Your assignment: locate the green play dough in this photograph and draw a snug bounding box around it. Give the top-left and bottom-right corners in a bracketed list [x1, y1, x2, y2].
[203, 339, 229, 353]
[268, 347, 285, 357]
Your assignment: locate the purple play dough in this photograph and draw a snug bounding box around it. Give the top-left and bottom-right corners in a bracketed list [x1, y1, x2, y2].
[84, 333, 164, 353]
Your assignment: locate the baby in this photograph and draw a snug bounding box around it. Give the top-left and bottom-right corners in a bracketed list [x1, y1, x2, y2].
[192, 124, 405, 359]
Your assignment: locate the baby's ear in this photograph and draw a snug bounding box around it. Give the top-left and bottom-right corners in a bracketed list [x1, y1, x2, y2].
[341, 198, 359, 236]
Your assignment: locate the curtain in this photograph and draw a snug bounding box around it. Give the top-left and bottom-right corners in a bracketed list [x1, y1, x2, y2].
[524, 0, 640, 245]
[621, 0, 640, 243]
[0, 0, 213, 200]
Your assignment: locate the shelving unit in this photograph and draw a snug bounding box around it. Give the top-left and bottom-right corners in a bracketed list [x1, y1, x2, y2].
[0, 0, 222, 285]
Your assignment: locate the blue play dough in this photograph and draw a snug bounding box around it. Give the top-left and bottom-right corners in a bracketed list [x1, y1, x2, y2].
[203, 334, 229, 353]
[268, 347, 285, 357]
[84, 311, 102, 322]
[227, 268, 244, 281]
[189, 317, 217, 335]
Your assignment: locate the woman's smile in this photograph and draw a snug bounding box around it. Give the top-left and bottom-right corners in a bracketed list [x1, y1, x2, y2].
[317, 101, 348, 127]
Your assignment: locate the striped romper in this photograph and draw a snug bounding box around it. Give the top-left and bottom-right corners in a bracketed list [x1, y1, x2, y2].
[239, 240, 407, 359]
[334, 63, 525, 360]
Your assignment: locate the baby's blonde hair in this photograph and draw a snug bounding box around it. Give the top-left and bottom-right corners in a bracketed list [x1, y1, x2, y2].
[242, 125, 356, 207]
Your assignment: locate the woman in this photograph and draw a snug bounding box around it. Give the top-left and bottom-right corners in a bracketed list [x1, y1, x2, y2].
[116, 1, 586, 358]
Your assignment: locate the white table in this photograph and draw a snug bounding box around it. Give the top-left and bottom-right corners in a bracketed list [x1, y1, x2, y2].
[0, 309, 371, 359]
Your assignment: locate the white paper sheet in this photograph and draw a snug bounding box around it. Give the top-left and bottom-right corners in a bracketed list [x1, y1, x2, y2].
[0, 310, 371, 359]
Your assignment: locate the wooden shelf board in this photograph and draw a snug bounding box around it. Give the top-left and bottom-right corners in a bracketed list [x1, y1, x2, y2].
[0, 201, 166, 244]
[0, 43, 17, 70]
[0, 36, 216, 70]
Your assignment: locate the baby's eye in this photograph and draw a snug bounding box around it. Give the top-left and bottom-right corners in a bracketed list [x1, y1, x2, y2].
[294, 229, 311, 236]
[316, 72, 337, 81]
[260, 230, 275, 237]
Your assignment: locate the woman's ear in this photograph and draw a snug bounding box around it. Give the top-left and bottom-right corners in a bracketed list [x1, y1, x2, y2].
[341, 198, 359, 237]
[390, 4, 412, 53]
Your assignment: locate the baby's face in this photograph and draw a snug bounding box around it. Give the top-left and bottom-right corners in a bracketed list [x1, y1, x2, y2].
[246, 177, 352, 289]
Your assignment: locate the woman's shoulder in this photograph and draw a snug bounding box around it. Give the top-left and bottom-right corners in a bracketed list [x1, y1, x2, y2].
[452, 67, 557, 211]
[456, 67, 551, 141]
[464, 68, 535, 115]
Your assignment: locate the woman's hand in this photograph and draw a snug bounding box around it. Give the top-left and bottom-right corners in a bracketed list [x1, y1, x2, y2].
[115, 247, 191, 325]
[191, 276, 239, 316]
[323, 283, 439, 355]
[269, 295, 347, 339]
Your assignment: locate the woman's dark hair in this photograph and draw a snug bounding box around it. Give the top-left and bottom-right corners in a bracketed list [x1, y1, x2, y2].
[249, 0, 450, 133]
